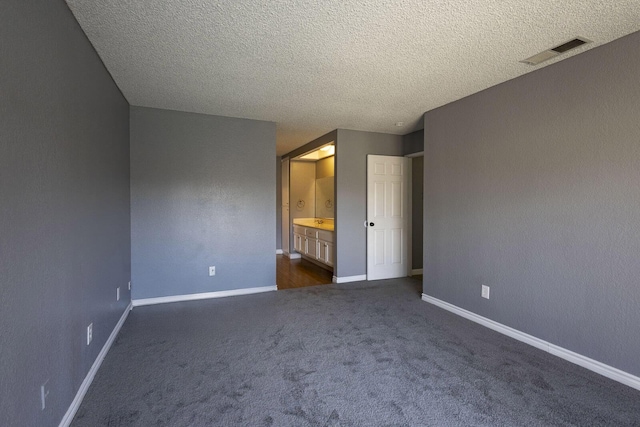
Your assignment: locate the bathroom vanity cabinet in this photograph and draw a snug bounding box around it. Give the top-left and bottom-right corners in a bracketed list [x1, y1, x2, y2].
[293, 223, 334, 270]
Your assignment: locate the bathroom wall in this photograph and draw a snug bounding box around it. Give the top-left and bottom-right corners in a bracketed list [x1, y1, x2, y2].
[316, 156, 335, 179]
[289, 161, 316, 222]
[315, 156, 335, 219]
[284, 131, 337, 160]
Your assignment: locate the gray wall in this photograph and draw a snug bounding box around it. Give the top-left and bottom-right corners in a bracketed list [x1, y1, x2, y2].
[403, 129, 424, 155]
[0, 1, 131, 425]
[423, 31, 640, 376]
[335, 130, 404, 278]
[130, 107, 276, 299]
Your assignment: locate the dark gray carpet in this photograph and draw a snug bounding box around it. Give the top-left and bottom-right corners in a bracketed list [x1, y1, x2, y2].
[73, 278, 640, 426]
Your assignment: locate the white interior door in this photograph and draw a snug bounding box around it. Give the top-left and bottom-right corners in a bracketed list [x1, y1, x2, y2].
[281, 158, 290, 254]
[367, 155, 409, 280]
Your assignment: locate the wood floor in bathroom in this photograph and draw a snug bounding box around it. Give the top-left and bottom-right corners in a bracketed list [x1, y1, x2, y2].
[276, 254, 333, 289]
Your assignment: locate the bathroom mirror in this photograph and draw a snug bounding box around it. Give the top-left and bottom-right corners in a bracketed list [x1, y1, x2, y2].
[315, 176, 334, 219]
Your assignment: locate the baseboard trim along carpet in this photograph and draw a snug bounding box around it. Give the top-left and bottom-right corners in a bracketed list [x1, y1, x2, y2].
[332, 275, 367, 283]
[59, 302, 132, 427]
[132, 286, 278, 308]
[411, 268, 424, 276]
[422, 294, 640, 392]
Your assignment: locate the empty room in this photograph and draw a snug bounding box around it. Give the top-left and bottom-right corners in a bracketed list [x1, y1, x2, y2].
[2, 0, 640, 426]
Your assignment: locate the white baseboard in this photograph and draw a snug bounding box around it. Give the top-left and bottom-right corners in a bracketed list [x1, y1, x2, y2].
[411, 268, 423, 276]
[286, 253, 301, 259]
[276, 249, 284, 255]
[59, 302, 132, 427]
[421, 294, 640, 392]
[332, 274, 367, 283]
[132, 286, 277, 307]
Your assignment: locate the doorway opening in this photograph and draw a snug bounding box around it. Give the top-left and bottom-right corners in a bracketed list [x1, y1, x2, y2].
[279, 142, 335, 289]
[407, 152, 424, 280]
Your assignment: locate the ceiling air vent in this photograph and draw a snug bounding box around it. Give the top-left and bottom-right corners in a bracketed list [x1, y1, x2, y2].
[521, 36, 591, 66]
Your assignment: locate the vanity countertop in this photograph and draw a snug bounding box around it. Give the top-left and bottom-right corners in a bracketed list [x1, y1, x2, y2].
[293, 218, 334, 231]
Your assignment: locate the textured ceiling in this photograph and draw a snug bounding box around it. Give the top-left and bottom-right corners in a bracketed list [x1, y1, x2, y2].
[65, 0, 640, 155]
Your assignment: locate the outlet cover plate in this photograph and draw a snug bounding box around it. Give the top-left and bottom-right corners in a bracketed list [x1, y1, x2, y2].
[482, 285, 490, 299]
[87, 323, 93, 345]
[209, 266, 216, 276]
[40, 381, 49, 410]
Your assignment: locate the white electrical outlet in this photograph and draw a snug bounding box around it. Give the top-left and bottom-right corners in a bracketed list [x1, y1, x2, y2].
[40, 380, 49, 410]
[116, 287, 120, 301]
[482, 285, 490, 299]
[209, 266, 216, 276]
[87, 323, 93, 345]
[128, 281, 131, 291]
